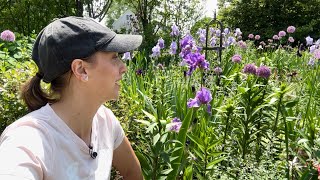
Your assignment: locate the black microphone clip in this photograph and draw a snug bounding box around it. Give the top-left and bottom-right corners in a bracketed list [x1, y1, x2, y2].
[89, 145, 98, 159]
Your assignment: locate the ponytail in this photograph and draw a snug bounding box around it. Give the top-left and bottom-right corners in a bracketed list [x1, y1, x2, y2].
[20, 75, 55, 112]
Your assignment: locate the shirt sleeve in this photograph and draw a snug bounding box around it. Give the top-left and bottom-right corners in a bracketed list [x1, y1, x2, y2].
[0, 125, 52, 180]
[104, 109, 125, 150]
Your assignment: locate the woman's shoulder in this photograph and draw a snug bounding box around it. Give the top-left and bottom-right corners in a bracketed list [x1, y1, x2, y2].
[0, 104, 55, 151]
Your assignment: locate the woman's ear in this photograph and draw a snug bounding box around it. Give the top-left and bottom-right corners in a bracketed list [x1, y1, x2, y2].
[71, 59, 89, 82]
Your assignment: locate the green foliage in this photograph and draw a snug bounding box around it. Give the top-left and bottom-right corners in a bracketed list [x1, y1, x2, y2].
[218, 0, 320, 43]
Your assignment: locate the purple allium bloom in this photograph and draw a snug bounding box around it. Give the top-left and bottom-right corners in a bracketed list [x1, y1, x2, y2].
[273, 35, 279, 40]
[238, 40, 247, 49]
[248, 34, 254, 39]
[235, 28, 242, 36]
[243, 63, 257, 75]
[136, 69, 143, 76]
[232, 54, 242, 63]
[278, 31, 286, 37]
[171, 24, 180, 37]
[308, 58, 315, 66]
[306, 36, 313, 46]
[0, 30, 15, 42]
[256, 65, 271, 79]
[158, 38, 165, 49]
[224, 28, 230, 35]
[187, 87, 212, 108]
[314, 49, 320, 60]
[255, 35, 261, 40]
[287, 26, 296, 33]
[122, 52, 131, 60]
[151, 44, 161, 57]
[170, 41, 177, 55]
[214, 67, 222, 75]
[288, 37, 294, 43]
[168, 117, 182, 133]
[210, 37, 216, 47]
[260, 41, 266, 46]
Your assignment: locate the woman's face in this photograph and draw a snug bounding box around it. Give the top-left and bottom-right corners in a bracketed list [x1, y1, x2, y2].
[86, 51, 127, 102]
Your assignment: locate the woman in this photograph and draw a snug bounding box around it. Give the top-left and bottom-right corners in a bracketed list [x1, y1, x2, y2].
[0, 16, 143, 180]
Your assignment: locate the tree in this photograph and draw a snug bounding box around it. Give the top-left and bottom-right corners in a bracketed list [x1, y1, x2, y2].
[218, 0, 320, 43]
[0, 0, 113, 35]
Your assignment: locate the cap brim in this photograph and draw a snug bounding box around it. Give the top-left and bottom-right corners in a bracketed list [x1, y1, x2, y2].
[101, 34, 143, 53]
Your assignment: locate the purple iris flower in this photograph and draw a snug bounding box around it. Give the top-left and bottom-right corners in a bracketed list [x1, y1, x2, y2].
[310, 45, 316, 53]
[0, 30, 15, 42]
[168, 117, 182, 133]
[314, 49, 320, 60]
[210, 37, 216, 47]
[170, 41, 177, 55]
[187, 87, 212, 108]
[235, 28, 242, 36]
[122, 52, 131, 60]
[308, 58, 315, 66]
[224, 28, 230, 35]
[158, 38, 165, 49]
[151, 44, 161, 57]
[306, 36, 313, 46]
[136, 69, 143, 76]
[215, 29, 221, 37]
[171, 24, 180, 37]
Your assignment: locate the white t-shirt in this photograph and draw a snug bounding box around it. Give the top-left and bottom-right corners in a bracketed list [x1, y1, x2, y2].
[0, 103, 125, 180]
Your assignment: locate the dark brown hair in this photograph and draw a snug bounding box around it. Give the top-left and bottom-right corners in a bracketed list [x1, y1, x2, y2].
[20, 71, 72, 112]
[20, 54, 97, 112]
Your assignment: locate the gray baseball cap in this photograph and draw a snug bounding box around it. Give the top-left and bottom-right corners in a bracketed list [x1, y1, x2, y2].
[32, 16, 142, 83]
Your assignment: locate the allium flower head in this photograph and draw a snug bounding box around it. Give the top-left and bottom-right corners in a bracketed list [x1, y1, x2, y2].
[187, 87, 212, 108]
[278, 31, 286, 37]
[158, 38, 165, 49]
[287, 26, 296, 33]
[170, 41, 177, 55]
[255, 35, 260, 40]
[273, 35, 279, 40]
[288, 37, 294, 43]
[248, 34, 254, 39]
[306, 36, 313, 46]
[238, 40, 247, 49]
[168, 117, 182, 133]
[214, 67, 222, 75]
[232, 54, 242, 63]
[151, 44, 161, 57]
[0, 30, 15, 42]
[171, 24, 180, 37]
[122, 52, 131, 60]
[243, 63, 257, 75]
[256, 65, 271, 79]
[260, 41, 266, 46]
[314, 49, 320, 60]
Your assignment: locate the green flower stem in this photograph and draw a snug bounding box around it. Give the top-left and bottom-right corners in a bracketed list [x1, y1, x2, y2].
[167, 108, 194, 180]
